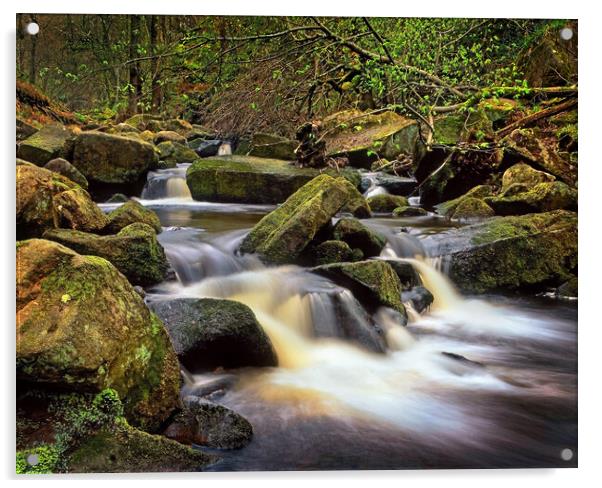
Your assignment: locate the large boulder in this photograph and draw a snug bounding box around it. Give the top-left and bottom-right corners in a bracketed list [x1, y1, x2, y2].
[105, 199, 162, 234]
[186, 155, 358, 204]
[332, 217, 386, 257]
[248, 133, 297, 160]
[484, 181, 577, 215]
[155, 141, 198, 166]
[43, 223, 168, 286]
[501, 162, 556, 191]
[239, 174, 351, 264]
[16, 164, 79, 238]
[322, 110, 420, 168]
[313, 260, 406, 316]
[423, 210, 578, 293]
[17, 124, 72, 166]
[44, 158, 89, 189]
[16, 240, 180, 429]
[53, 187, 109, 232]
[149, 298, 277, 372]
[71, 131, 158, 184]
[450, 197, 495, 221]
[366, 194, 409, 213]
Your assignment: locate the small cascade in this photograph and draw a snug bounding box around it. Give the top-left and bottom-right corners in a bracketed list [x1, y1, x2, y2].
[401, 257, 461, 311]
[141, 165, 192, 201]
[361, 172, 389, 199]
[218, 142, 232, 155]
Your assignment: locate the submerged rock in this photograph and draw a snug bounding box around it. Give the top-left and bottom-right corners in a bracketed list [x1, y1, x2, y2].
[71, 131, 158, 184]
[16, 239, 180, 429]
[44, 223, 169, 286]
[105, 199, 162, 234]
[426, 210, 578, 293]
[150, 298, 277, 372]
[366, 194, 409, 213]
[332, 217, 386, 257]
[484, 181, 577, 215]
[17, 124, 73, 166]
[313, 260, 406, 317]
[392, 206, 428, 217]
[44, 157, 88, 189]
[239, 174, 351, 264]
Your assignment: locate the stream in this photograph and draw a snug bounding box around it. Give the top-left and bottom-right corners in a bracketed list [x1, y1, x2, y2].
[100, 163, 577, 471]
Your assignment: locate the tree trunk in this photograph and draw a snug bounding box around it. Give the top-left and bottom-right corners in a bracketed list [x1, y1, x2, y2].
[149, 15, 163, 113]
[128, 15, 142, 115]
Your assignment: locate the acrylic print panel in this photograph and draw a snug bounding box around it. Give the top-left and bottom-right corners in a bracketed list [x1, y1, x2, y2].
[15, 13, 577, 473]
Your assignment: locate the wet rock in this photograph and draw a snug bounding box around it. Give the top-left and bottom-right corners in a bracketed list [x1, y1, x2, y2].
[53, 187, 109, 232]
[384, 260, 420, 289]
[149, 298, 277, 372]
[501, 162, 555, 191]
[366, 194, 409, 213]
[248, 132, 297, 160]
[332, 217, 386, 257]
[484, 181, 577, 215]
[450, 197, 495, 221]
[239, 174, 352, 263]
[16, 239, 180, 429]
[393, 206, 428, 217]
[105, 199, 162, 234]
[153, 130, 186, 144]
[340, 179, 372, 218]
[375, 174, 418, 195]
[44, 223, 169, 286]
[44, 157, 88, 189]
[190, 139, 222, 157]
[71, 131, 158, 184]
[105, 193, 129, 203]
[402, 286, 434, 313]
[557, 277, 578, 298]
[313, 260, 406, 316]
[311, 240, 354, 265]
[165, 397, 252, 449]
[17, 124, 73, 166]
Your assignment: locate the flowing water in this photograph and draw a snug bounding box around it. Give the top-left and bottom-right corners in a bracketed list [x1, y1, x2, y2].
[127, 166, 577, 470]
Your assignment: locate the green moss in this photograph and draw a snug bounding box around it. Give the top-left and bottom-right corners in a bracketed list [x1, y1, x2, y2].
[16, 445, 60, 474]
[451, 197, 494, 220]
[366, 194, 409, 213]
[436, 185, 493, 217]
[485, 181, 577, 215]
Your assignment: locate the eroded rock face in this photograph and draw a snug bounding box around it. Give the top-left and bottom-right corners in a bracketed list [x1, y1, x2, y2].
[239, 174, 352, 264]
[149, 298, 277, 372]
[43, 223, 168, 286]
[16, 239, 180, 430]
[71, 131, 158, 184]
[17, 125, 73, 166]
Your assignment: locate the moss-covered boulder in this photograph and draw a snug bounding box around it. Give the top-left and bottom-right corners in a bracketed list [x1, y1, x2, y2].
[16, 164, 79, 238]
[323, 110, 420, 168]
[313, 260, 406, 316]
[436, 210, 578, 293]
[71, 131, 158, 184]
[156, 141, 198, 165]
[248, 132, 297, 160]
[154, 130, 186, 144]
[484, 181, 577, 215]
[17, 124, 72, 166]
[239, 174, 351, 264]
[43, 223, 168, 286]
[105, 199, 162, 234]
[16, 240, 180, 429]
[436, 185, 494, 217]
[450, 197, 495, 221]
[332, 217, 386, 257]
[310, 240, 354, 265]
[186, 155, 359, 204]
[53, 187, 109, 233]
[502, 162, 556, 191]
[503, 128, 576, 186]
[149, 298, 277, 372]
[366, 194, 409, 213]
[392, 206, 428, 217]
[164, 118, 193, 135]
[44, 157, 88, 189]
[431, 109, 492, 145]
[340, 178, 372, 218]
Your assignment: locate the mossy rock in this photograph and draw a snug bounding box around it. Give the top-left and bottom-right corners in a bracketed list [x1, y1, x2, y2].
[501, 162, 556, 191]
[323, 110, 420, 168]
[239, 174, 351, 264]
[124, 114, 164, 131]
[392, 206, 428, 217]
[248, 132, 297, 160]
[339, 178, 372, 218]
[105, 199, 162, 234]
[17, 124, 73, 166]
[503, 128, 576, 186]
[450, 197, 495, 221]
[366, 194, 409, 213]
[149, 298, 277, 372]
[332, 217, 386, 258]
[44, 157, 89, 189]
[44, 223, 168, 286]
[16, 164, 79, 239]
[484, 181, 577, 215]
[53, 187, 109, 233]
[310, 240, 354, 265]
[71, 131, 158, 184]
[431, 109, 492, 145]
[186, 155, 359, 204]
[436, 185, 494, 217]
[313, 260, 406, 317]
[156, 141, 198, 165]
[16, 240, 180, 429]
[154, 130, 186, 144]
[164, 118, 193, 135]
[443, 210, 578, 293]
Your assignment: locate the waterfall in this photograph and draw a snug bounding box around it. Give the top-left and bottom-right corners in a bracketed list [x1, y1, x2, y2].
[362, 172, 389, 199]
[141, 166, 192, 201]
[218, 142, 232, 155]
